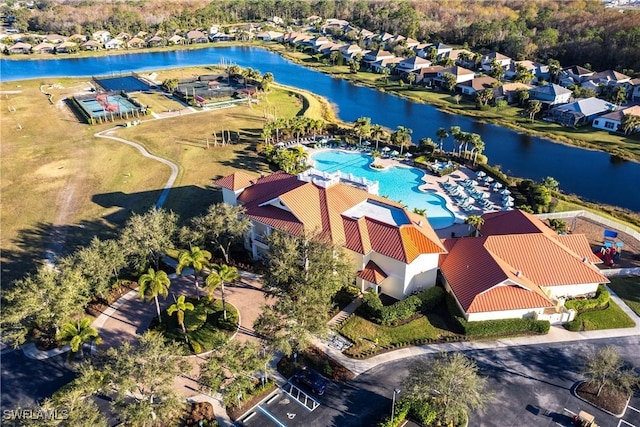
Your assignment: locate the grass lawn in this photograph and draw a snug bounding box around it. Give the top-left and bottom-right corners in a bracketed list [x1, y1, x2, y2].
[608, 276, 640, 316]
[569, 299, 636, 331]
[0, 72, 331, 286]
[338, 314, 455, 357]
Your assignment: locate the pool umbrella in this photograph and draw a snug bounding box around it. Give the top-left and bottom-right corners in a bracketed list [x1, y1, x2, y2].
[485, 176, 494, 183]
[476, 171, 486, 178]
[481, 192, 490, 199]
[503, 200, 514, 207]
[404, 152, 412, 158]
[492, 182, 503, 190]
[500, 189, 511, 195]
[382, 146, 391, 152]
[362, 140, 371, 146]
[503, 195, 514, 203]
[391, 150, 399, 156]
[470, 180, 478, 186]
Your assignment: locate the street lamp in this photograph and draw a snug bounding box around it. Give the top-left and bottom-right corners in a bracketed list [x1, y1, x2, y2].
[391, 388, 401, 423]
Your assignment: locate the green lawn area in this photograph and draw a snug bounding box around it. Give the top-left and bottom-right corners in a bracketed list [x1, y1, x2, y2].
[338, 313, 456, 357]
[568, 299, 636, 331]
[608, 277, 640, 317]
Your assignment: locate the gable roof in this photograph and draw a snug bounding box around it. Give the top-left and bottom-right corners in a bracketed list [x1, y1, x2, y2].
[458, 76, 498, 91]
[550, 97, 616, 117]
[529, 83, 572, 97]
[357, 260, 388, 284]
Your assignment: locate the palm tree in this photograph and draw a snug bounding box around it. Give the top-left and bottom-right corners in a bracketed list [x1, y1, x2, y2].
[176, 246, 212, 299]
[449, 126, 461, 154]
[470, 135, 485, 165]
[203, 270, 222, 302]
[353, 116, 371, 145]
[260, 72, 274, 92]
[167, 295, 194, 335]
[547, 59, 561, 84]
[392, 126, 413, 155]
[382, 66, 391, 84]
[621, 113, 640, 135]
[210, 264, 239, 320]
[138, 268, 171, 321]
[407, 72, 416, 86]
[371, 124, 384, 151]
[436, 127, 449, 152]
[465, 215, 485, 236]
[56, 317, 102, 361]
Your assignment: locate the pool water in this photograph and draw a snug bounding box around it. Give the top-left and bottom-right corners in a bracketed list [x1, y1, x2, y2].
[80, 95, 138, 117]
[311, 150, 456, 229]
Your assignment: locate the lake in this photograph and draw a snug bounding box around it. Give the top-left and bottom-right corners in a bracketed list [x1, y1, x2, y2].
[2, 46, 639, 212]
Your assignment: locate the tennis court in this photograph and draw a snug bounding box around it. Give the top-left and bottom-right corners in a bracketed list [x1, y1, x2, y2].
[95, 75, 149, 92]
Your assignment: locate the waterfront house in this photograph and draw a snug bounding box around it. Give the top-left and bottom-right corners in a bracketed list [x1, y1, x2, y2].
[55, 41, 77, 53]
[7, 42, 31, 54]
[547, 98, 617, 127]
[396, 56, 432, 74]
[592, 105, 640, 133]
[435, 65, 475, 85]
[457, 76, 498, 96]
[214, 170, 447, 300]
[80, 40, 100, 51]
[439, 210, 608, 322]
[147, 35, 165, 47]
[529, 83, 572, 107]
[493, 82, 532, 105]
[167, 35, 184, 45]
[127, 37, 146, 49]
[413, 65, 445, 86]
[363, 49, 395, 65]
[43, 34, 66, 44]
[32, 42, 55, 54]
[104, 38, 123, 50]
[370, 56, 403, 73]
[186, 30, 208, 44]
[256, 31, 284, 42]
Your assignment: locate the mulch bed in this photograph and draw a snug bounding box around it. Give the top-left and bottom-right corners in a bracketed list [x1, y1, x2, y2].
[575, 381, 629, 416]
[277, 345, 355, 382]
[85, 280, 138, 317]
[570, 216, 640, 268]
[226, 382, 277, 421]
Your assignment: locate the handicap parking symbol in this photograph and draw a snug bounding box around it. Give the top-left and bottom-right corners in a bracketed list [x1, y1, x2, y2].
[287, 412, 296, 419]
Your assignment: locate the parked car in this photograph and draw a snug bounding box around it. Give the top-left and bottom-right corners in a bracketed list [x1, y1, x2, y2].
[293, 367, 328, 396]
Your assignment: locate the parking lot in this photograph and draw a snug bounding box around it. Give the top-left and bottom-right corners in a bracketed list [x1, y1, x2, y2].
[236, 383, 321, 427]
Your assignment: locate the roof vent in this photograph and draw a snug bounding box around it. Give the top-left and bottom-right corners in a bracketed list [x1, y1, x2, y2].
[418, 220, 423, 227]
[515, 270, 522, 277]
[582, 256, 588, 263]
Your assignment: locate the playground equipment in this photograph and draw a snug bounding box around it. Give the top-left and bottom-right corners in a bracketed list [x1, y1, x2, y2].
[594, 242, 623, 267]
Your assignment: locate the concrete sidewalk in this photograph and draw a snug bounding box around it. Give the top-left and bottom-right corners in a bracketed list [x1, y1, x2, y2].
[320, 287, 640, 376]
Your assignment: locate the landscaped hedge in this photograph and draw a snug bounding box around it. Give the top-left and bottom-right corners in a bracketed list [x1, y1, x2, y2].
[454, 316, 550, 337]
[564, 285, 610, 313]
[360, 287, 445, 326]
[378, 400, 410, 427]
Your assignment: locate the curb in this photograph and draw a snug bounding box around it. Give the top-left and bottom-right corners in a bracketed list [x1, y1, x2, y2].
[571, 380, 630, 418]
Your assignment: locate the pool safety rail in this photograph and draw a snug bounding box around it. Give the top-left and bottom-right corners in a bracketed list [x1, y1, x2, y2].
[298, 168, 379, 195]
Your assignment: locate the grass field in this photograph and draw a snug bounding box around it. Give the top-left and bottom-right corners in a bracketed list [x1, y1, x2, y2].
[0, 72, 332, 286]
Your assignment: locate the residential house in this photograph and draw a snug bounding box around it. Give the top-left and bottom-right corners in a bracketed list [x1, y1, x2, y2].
[630, 78, 640, 103]
[560, 65, 595, 86]
[592, 105, 640, 133]
[7, 42, 31, 54]
[127, 37, 146, 49]
[339, 43, 363, 59]
[395, 56, 432, 74]
[404, 37, 420, 49]
[43, 34, 66, 44]
[54, 41, 77, 53]
[370, 56, 403, 73]
[92, 30, 111, 43]
[115, 32, 131, 41]
[416, 42, 452, 60]
[493, 82, 532, 105]
[435, 65, 475, 86]
[267, 16, 284, 25]
[480, 51, 512, 72]
[581, 70, 631, 94]
[457, 76, 498, 96]
[529, 83, 572, 106]
[547, 98, 617, 127]
[318, 42, 343, 56]
[362, 49, 394, 67]
[443, 48, 474, 68]
[67, 34, 87, 43]
[80, 40, 100, 51]
[104, 38, 124, 50]
[167, 35, 184, 45]
[186, 30, 208, 44]
[32, 42, 55, 54]
[214, 170, 447, 300]
[147, 35, 165, 47]
[308, 36, 330, 52]
[505, 60, 549, 82]
[439, 210, 608, 322]
[413, 65, 445, 86]
[209, 32, 233, 42]
[256, 31, 284, 42]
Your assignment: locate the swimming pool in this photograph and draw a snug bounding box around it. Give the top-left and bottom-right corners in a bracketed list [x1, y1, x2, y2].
[310, 150, 456, 229]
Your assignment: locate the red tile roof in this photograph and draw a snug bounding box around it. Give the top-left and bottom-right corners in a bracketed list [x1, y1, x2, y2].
[219, 171, 445, 262]
[480, 210, 555, 236]
[213, 171, 257, 191]
[357, 260, 388, 284]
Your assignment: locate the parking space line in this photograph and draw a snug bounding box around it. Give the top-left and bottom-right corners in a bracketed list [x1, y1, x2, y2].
[628, 406, 640, 414]
[563, 408, 576, 416]
[618, 420, 636, 427]
[257, 405, 287, 427]
[283, 382, 320, 411]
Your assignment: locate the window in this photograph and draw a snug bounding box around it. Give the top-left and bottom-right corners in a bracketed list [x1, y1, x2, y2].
[604, 121, 615, 129]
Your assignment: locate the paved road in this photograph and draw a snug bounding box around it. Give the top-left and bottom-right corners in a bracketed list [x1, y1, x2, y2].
[0, 350, 76, 412]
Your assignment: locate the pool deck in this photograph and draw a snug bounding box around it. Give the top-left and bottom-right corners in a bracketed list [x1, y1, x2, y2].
[305, 145, 505, 239]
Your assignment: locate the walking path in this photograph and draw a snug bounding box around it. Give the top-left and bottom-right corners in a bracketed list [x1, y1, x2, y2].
[94, 128, 179, 208]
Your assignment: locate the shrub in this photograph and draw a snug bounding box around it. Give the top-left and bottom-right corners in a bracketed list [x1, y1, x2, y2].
[360, 292, 384, 320]
[564, 285, 610, 313]
[410, 399, 437, 425]
[457, 317, 550, 337]
[378, 400, 410, 427]
[417, 286, 445, 312]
